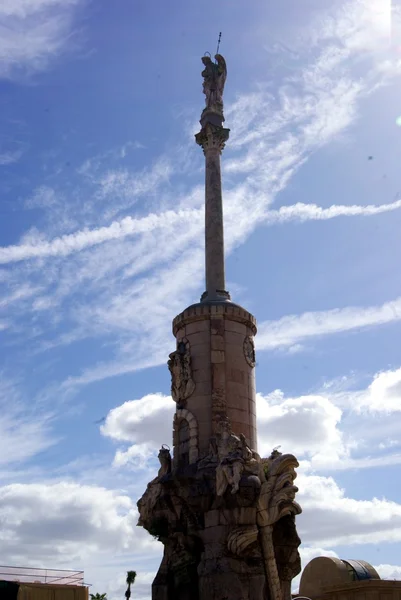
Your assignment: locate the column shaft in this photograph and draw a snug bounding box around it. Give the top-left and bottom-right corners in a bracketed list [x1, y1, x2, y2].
[205, 148, 225, 298]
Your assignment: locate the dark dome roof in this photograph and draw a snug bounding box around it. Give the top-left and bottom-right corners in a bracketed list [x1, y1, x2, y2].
[299, 556, 380, 598]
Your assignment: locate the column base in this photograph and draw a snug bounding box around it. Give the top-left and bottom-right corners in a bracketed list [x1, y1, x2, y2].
[200, 289, 231, 303]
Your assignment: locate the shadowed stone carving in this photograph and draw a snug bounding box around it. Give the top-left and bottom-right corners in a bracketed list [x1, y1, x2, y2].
[173, 409, 199, 465]
[201, 54, 227, 113]
[137, 426, 302, 600]
[158, 445, 172, 478]
[257, 450, 302, 600]
[244, 335, 256, 368]
[168, 338, 195, 407]
[227, 525, 259, 556]
[215, 420, 262, 496]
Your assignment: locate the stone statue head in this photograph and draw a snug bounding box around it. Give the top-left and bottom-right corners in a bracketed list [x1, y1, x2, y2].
[217, 418, 231, 439]
[158, 444, 171, 466]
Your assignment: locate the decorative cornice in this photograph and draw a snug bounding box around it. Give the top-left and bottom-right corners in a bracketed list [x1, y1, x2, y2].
[172, 302, 257, 337]
[200, 289, 231, 302]
[195, 123, 230, 154]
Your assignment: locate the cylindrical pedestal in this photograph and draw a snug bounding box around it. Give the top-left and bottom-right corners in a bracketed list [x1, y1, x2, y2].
[172, 302, 258, 464]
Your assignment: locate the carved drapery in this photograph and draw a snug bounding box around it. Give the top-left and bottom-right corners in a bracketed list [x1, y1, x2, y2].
[168, 337, 196, 407]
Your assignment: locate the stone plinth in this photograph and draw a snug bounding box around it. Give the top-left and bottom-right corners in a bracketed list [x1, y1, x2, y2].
[137, 445, 302, 600]
[171, 301, 257, 461]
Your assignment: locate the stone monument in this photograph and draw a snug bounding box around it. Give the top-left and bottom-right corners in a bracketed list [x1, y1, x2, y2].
[137, 53, 302, 600]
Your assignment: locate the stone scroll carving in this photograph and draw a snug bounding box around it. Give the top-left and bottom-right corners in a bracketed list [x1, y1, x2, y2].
[167, 338, 195, 407]
[243, 335, 256, 368]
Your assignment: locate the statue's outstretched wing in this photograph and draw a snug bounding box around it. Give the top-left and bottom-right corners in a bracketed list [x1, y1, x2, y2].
[215, 54, 227, 77]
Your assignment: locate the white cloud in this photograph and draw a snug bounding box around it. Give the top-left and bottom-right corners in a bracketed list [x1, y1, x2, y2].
[0, 481, 154, 565]
[24, 186, 57, 209]
[312, 0, 391, 54]
[0, 208, 202, 264]
[0, 0, 78, 19]
[263, 198, 401, 224]
[101, 365, 401, 476]
[257, 368, 401, 470]
[374, 563, 401, 580]
[257, 297, 401, 351]
[256, 391, 349, 467]
[378, 440, 399, 450]
[0, 283, 42, 308]
[101, 394, 175, 468]
[0, 0, 83, 79]
[347, 367, 401, 413]
[2, 198, 400, 265]
[297, 472, 401, 547]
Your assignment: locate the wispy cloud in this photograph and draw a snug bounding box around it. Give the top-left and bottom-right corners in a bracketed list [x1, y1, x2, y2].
[0, 0, 83, 79]
[257, 296, 401, 351]
[2, 198, 401, 265]
[263, 198, 401, 224]
[0, 378, 57, 465]
[0, 148, 25, 165]
[2, 0, 400, 392]
[0, 209, 202, 264]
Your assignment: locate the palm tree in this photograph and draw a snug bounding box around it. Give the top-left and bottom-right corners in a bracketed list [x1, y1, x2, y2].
[125, 571, 137, 600]
[90, 594, 107, 600]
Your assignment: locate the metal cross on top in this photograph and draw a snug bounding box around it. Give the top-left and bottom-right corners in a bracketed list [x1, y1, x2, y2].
[216, 32, 222, 56]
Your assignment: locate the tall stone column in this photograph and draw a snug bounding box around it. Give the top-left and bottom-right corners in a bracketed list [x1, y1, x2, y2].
[136, 53, 302, 600]
[196, 123, 230, 302]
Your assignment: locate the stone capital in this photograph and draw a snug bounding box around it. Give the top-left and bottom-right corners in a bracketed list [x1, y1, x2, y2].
[195, 124, 230, 155]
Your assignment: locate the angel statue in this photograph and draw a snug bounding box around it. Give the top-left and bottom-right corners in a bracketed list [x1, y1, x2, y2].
[201, 54, 227, 111]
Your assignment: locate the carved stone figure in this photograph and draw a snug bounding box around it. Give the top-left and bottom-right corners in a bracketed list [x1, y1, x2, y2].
[201, 54, 227, 111]
[158, 445, 172, 478]
[215, 421, 261, 496]
[197, 436, 218, 470]
[243, 335, 256, 367]
[215, 421, 244, 496]
[137, 433, 302, 600]
[168, 338, 195, 406]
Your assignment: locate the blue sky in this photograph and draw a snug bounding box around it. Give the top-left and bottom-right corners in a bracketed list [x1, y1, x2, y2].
[1, 0, 401, 598]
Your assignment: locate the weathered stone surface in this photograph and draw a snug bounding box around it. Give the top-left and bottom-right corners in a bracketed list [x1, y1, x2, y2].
[137, 440, 302, 600]
[168, 338, 195, 406]
[136, 53, 302, 600]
